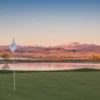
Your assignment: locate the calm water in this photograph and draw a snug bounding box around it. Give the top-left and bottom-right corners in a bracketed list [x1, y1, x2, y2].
[0, 63, 100, 71]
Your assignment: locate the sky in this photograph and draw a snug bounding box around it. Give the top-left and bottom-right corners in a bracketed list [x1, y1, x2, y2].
[0, 0, 100, 46]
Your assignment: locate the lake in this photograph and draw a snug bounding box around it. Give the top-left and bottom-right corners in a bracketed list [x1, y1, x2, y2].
[0, 63, 100, 71]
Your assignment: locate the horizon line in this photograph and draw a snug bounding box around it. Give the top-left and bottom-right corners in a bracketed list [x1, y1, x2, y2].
[0, 42, 100, 47]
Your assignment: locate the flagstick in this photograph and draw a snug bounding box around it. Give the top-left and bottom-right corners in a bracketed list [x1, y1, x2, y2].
[9, 38, 17, 91]
[13, 52, 16, 91]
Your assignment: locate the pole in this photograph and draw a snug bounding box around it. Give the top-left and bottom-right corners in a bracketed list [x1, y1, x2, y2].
[13, 52, 16, 91]
[9, 38, 16, 91]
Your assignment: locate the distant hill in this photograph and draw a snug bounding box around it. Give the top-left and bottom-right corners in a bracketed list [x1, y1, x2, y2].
[0, 42, 100, 53]
[55, 42, 100, 53]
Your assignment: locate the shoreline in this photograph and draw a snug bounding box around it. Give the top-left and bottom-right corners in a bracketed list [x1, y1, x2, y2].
[0, 59, 100, 64]
[0, 68, 100, 72]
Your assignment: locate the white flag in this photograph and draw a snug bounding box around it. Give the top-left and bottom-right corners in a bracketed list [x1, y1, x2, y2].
[9, 38, 17, 52]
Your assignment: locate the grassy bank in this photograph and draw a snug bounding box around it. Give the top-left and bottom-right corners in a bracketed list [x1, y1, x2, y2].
[0, 70, 100, 100]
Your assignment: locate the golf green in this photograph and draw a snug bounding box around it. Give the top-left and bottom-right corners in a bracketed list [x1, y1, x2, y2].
[0, 70, 100, 100]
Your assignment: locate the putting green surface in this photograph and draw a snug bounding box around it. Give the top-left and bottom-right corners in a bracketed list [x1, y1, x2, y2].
[0, 71, 100, 100]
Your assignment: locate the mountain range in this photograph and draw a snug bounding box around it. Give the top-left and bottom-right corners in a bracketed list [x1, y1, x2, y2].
[0, 42, 100, 53]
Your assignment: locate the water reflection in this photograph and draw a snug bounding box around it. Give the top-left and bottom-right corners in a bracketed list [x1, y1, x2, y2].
[0, 63, 100, 71]
[1, 64, 10, 70]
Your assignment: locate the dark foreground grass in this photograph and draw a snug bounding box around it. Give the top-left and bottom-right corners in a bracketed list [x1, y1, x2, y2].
[0, 70, 100, 100]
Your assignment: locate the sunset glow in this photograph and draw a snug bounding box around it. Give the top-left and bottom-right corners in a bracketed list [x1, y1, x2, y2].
[0, 0, 100, 46]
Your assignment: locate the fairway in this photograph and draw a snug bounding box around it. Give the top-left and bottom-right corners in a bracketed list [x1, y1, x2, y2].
[0, 71, 100, 100]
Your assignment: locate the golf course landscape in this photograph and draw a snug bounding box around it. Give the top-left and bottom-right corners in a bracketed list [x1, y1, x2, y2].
[0, 0, 100, 100]
[0, 70, 100, 100]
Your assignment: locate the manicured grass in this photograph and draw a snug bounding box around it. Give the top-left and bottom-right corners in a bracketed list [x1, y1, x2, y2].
[0, 70, 100, 100]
